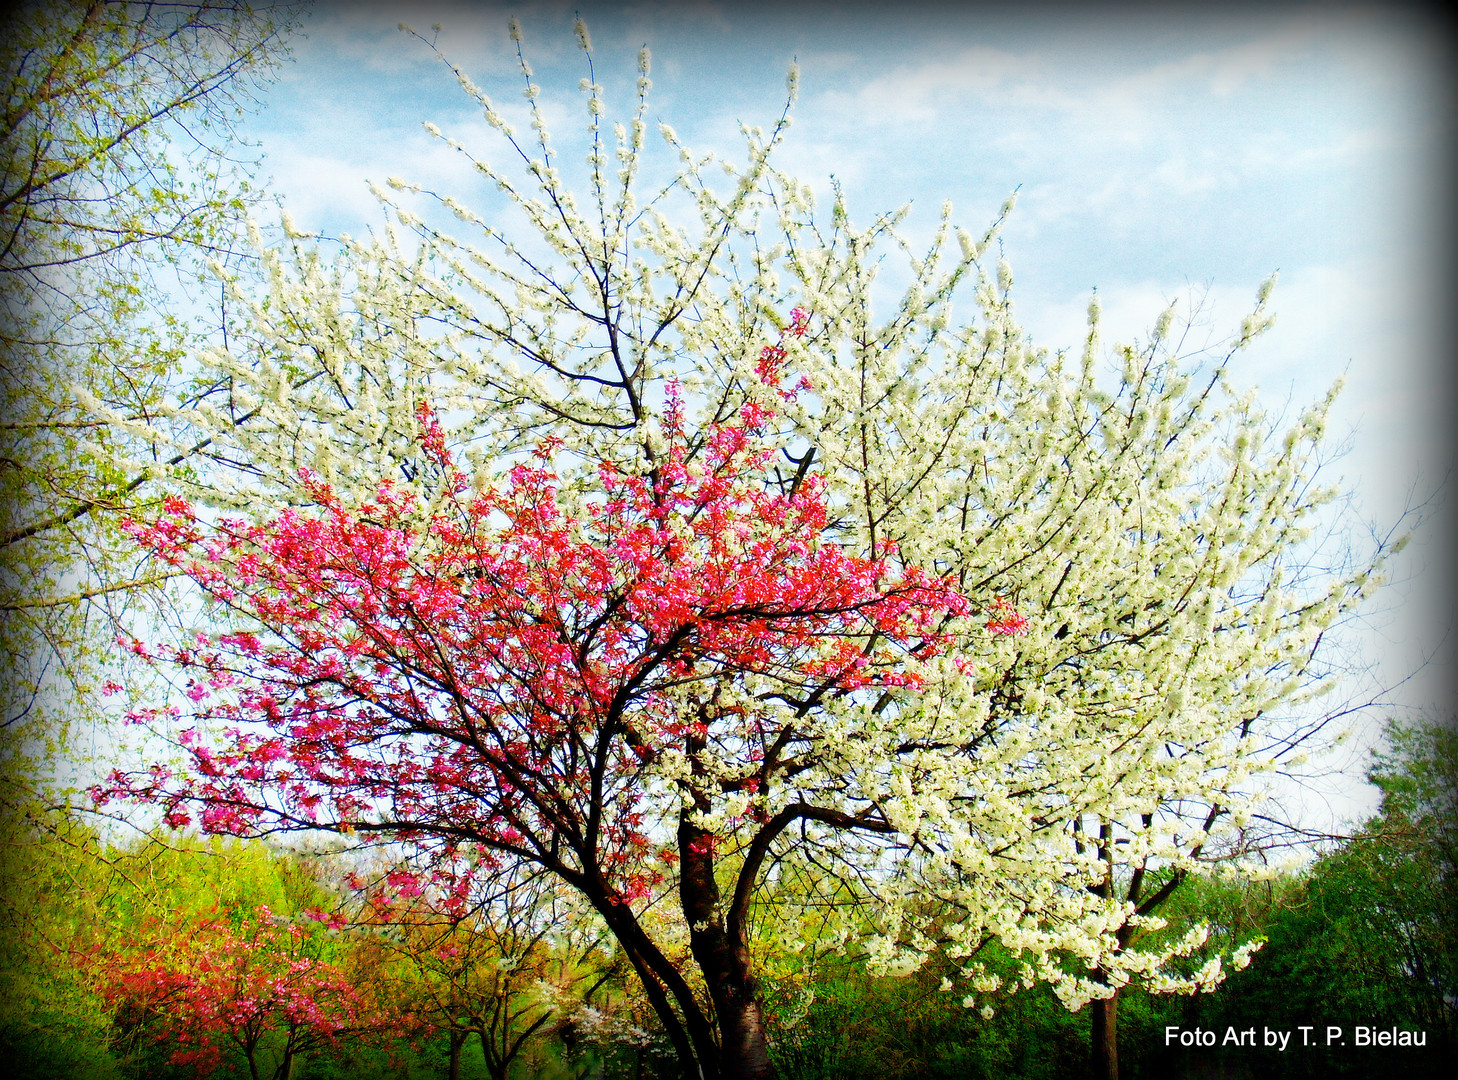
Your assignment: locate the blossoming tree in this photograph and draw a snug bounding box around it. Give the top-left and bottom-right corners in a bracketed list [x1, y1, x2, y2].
[99, 379, 970, 1077]
[90, 19, 1391, 1080]
[87, 904, 385, 1080]
[0, 0, 296, 767]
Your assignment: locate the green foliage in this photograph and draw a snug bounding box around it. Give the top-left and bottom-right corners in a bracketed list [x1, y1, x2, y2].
[0, 800, 126, 1076]
[3, 744, 1450, 1080]
[761, 954, 1087, 1080]
[750, 737, 1456, 1080]
[0, 801, 669, 1078]
[0, 800, 344, 1078]
[1140, 718, 1457, 1079]
[2, 10, 300, 1056]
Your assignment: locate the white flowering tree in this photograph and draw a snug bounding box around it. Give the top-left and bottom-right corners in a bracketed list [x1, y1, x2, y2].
[91, 22, 1390, 1080]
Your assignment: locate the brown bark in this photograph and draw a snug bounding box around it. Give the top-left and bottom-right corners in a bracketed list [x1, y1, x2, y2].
[1091, 989, 1119, 1080]
[447, 1027, 466, 1080]
[679, 813, 777, 1080]
[591, 883, 719, 1080]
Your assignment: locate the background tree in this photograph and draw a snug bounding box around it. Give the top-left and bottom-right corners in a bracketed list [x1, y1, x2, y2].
[0, 0, 299, 783]
[1363, 715, 1458, 1028]
[3, 14, 299, 1063]
[0, 807, 334, 1077]
[87, 902, 394, 1080]
[357, 861, 627, 1080]
[1149, 716, 1457, 1079]
[0, 806, 124, 1077]
[88, 20, 1394, 1080]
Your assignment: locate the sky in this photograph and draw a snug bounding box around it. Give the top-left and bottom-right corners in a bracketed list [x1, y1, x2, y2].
[236, 0, 1455, 826]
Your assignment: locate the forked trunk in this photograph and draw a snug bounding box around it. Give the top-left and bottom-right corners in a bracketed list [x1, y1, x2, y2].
[679, 814, 778, 1080]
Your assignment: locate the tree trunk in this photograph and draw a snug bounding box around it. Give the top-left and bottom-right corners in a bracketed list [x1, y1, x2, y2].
[713, 973, 775, 1080]
[679, 813, 777, 1080]
[244, 1041, 262, 1080]
[687, 914, 776, 1079]
[592, 888, 720, 1080]
[447, 1027, 466, 1080]
[272, 1041, 297, 1080]
[1090, 989, 1119, 1080]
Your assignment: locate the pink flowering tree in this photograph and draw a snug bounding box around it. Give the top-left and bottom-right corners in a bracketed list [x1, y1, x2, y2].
[86, 905, 392, 1080]
[94, 352, 988, 1080]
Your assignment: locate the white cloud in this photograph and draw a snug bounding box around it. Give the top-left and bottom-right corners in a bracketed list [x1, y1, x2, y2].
[808, 11, 1392, 137]
[1107, 18, 1326, 101]
[845, 45, 1048, 123]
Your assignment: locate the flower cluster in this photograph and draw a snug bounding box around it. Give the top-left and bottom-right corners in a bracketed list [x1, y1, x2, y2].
[754, 305, 812, 397]
[984, 597, 1029, 636]
[98, 382, 969, 906]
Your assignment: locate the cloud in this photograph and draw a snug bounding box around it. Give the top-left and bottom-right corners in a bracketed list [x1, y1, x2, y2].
[813, 11, 1381, 135]
[258, 117, 498, 237]
[1103, 18, 1326, 101]
[845, 45, 1048, 123]
[288, 1, 532, 76]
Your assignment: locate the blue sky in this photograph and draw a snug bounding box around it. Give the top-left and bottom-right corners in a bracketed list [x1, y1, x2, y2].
[240, 1, 1453, 821]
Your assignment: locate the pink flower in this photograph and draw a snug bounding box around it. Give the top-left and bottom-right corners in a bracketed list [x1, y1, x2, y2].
[985, 597, 1029, 636]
